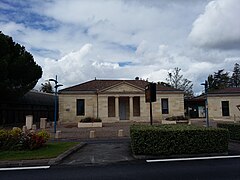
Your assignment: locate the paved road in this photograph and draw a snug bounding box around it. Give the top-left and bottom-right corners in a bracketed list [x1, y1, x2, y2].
[61, 141, 134, 165]
[1, 157, 240, 180]
[60, 140, 240, 166]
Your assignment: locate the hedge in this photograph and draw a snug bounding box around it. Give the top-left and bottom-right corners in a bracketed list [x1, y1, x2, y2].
[130, 124, 229, 156]
[217, 123, 240, 141]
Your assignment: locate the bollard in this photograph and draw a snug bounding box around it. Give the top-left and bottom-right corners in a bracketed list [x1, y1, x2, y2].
[55, 130, 62, 139]
[22, 126, 27, 133]
[118, 129, 124, 137]
[40, 118, 47, 129]
[32, 124, 37, 130]
[26, 115, 33, 130]
[46, 122, 51, 128]
[90, 130, 95, 138]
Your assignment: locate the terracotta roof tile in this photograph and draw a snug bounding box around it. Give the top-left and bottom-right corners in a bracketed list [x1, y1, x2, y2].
[208, 87, 240, 94]
[59, 79, 182, 93]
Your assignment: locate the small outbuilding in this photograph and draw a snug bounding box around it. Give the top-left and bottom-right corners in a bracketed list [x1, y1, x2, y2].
[207, 87, 240, 120]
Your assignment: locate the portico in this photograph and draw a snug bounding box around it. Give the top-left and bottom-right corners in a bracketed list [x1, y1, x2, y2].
[107, 96, 138, 121]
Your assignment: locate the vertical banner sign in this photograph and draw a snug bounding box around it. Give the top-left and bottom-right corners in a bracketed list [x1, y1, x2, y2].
[145, 83, 156, 125]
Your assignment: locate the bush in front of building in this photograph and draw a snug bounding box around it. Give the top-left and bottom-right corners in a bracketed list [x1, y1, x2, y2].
[80, 117, 102, 123]
[217, 123, 240, 141]
[0, 128, 50, 150]
[130, 124, 229, 156]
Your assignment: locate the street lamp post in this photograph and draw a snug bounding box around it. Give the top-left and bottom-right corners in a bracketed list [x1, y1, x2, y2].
[49, 75, 63, 133]
[201, 80, 209, 127]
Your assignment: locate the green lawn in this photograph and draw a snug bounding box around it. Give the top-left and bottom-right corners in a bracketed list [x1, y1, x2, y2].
[0, 142, 79, 161]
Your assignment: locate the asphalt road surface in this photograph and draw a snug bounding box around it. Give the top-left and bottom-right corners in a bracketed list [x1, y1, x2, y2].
[1, 157, 240, 180]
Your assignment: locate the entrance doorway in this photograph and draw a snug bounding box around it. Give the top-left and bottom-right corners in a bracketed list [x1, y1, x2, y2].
[119, 97, 129, 120]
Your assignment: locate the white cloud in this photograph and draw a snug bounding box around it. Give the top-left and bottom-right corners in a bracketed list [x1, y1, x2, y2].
[1, 0, 240, 95]
[40, 44, 134, 88]
[189, 0, 240, 49]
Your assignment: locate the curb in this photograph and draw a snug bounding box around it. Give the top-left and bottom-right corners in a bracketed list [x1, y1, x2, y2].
[0, 142, 86, 168]
[48, 142, 86, 165]
[133, 152, 228, 160]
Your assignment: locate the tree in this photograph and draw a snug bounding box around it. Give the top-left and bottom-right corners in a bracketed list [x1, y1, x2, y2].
[40, 81, 53, 93]
[166, 67, 194, 98]
[207, 69, 230, 92]
[0, 32, 42, 100]
[230, 63, 240, 87]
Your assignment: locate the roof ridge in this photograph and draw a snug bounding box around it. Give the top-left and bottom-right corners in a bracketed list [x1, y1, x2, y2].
[59, 79, 183, 93]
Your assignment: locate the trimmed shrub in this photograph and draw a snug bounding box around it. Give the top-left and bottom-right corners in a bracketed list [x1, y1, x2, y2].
[0, 129, 9, 150]
[22, 132, 46, 150]
[0, 129, 50, 151]
[37, 130, 50, 142]
[130, 124, 229, 156]
[80, 117, 102, 123]
[217, 123, 240, 141]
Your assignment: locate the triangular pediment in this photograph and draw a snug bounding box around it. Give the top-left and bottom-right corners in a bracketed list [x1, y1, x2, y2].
[101, 82, 144, 93]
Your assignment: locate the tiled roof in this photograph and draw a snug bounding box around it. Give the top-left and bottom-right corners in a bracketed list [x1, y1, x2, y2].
[59, 79, 183, 93]
[208, 87, 240, 94]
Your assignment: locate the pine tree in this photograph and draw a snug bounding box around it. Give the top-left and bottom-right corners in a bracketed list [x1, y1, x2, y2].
[207, 69, 230, 92]
[230, 63, 240, 87]
[0, 32, 42, 100]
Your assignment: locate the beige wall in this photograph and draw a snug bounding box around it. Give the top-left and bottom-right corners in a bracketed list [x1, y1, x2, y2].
[59, 94, 98, 123]
[208, 95, 240, 119]
[59, 92, 184, 123]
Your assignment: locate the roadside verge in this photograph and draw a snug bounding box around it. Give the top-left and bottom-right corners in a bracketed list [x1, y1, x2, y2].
[0, 142, 86, 168]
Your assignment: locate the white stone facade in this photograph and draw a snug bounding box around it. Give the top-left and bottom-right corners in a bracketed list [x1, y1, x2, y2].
[59, 80, 184, 123]
[208, 94, 240, 120]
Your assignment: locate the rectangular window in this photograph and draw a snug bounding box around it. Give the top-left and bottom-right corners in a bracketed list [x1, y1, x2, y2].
[76, 99, 85, 116]
[222, 101, 230, 116]
[133, 96, 140, 116]
[108, 97, 115, 117]
[161, 98, 169, 114]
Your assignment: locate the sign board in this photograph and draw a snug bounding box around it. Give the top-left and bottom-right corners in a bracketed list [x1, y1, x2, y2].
[145, 83, 156, 102]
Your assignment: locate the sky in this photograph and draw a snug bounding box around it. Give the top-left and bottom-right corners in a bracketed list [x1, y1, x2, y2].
[0, 0, 240, 94]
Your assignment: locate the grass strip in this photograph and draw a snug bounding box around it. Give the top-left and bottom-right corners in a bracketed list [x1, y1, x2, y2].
[0, 142, 79, 161]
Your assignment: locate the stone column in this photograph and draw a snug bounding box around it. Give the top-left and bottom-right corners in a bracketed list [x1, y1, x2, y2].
[115, 96, 119, 120]
[129, 96, 133, 120]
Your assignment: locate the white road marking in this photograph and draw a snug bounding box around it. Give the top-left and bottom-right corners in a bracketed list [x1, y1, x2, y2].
[0, 166, 50, 171]
[146, 155, 240, 163]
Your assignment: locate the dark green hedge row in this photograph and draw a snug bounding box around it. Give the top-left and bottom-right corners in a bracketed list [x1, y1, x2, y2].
[130, 125, 229, 156]
[217, 123, 240, 141]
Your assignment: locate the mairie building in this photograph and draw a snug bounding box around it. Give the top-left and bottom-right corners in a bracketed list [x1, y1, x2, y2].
[58, 79, 185, 123]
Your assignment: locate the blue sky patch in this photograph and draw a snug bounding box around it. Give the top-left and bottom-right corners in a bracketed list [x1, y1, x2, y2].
[0, 0, 59, 31]
[119, 61, 132, 67]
